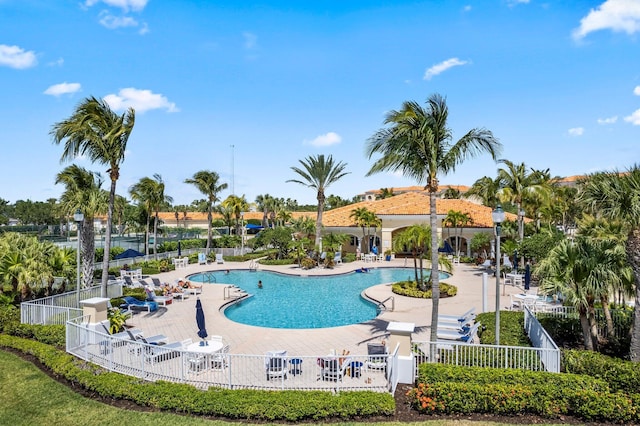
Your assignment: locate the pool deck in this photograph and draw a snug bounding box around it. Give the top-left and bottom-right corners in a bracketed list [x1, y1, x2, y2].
[127, 258, 528, 357]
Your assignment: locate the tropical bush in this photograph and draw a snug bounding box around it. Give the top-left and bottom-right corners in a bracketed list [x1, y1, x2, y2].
[391, 281, 457, 298]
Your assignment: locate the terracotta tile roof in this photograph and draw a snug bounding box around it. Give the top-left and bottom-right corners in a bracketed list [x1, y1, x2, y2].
[157, 211, 314, 223]
[362, 184, 470, 195]
[323, 192, 518, 228]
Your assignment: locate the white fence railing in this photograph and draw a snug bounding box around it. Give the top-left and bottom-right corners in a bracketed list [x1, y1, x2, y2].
[523, 306, 561, 373]
[92, 247, 249, 271]
[65, 317, 395, 393]
[21, 282, 123, 325]
[534, 305, 631, 340]
[412, 340, 560, 373]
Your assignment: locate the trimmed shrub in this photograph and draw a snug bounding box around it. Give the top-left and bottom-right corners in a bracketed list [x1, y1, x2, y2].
[562, 349, 640, 394]
[392, 281, 457, 298]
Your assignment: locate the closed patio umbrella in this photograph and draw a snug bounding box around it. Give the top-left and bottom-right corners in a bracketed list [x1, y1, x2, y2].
[524, 262, 531, 291]
[196, 298, 208, 342]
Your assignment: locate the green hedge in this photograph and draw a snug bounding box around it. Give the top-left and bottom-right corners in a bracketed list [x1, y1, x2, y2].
[0, 335, 394, 421]
[411, 363, 640, 423]
[562, 349, 640, 394]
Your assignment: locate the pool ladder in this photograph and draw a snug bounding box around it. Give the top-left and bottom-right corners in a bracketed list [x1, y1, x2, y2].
[224, 285, 247, 300]
[377, 296, 395, 312]
[202, 273, 217, 284]
[249, 260, 258, 272]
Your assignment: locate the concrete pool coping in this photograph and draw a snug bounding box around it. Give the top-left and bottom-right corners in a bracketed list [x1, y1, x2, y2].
[126, 258, 528, 357]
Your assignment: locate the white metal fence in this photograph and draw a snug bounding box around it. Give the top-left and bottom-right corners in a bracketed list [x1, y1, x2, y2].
[20, 282, 123, 325]
[93, 247, 249, 271]
[534, 305, 632, 340]
[65, 316, 396, 393]
[523, 305, 561, 372]
[412, 339, 560, 373]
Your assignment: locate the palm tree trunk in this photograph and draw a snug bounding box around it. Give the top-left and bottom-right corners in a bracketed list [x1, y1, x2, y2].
[601, 297, 615, 339]
[206, 205, 212, 254]
[81, 216, 95, 289]
[153, 211, 159, 260]
[587, 306, 600, 352]
[627, 229, 640, 362]
[315, 192, 324, 249]
[429, 190, 440, 343]
[144, 216, 150, 257]
[100, 179, 116, 298]
[579, 310, 593, 351]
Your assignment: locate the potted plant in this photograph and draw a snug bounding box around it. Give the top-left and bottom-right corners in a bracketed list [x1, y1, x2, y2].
[384, 249, 392, 261]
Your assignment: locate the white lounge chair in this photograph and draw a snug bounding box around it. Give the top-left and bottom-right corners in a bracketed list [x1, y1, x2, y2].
[216, 253, 224, 264]
[333, 252, 342, 265]
[438, 308, 476, 324]
[320, 356, 351, 381]
[437, 322, 480, 342]
[366, 342, 388, 371]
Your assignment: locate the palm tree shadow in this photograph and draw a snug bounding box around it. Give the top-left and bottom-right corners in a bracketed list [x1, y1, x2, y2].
[357, 318, 430, 346]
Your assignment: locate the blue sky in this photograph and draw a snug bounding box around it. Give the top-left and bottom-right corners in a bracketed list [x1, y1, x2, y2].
[1, 0, 639, 207]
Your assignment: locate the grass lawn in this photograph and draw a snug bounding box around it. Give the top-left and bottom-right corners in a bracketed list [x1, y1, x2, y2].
[0, 349, 563, 426]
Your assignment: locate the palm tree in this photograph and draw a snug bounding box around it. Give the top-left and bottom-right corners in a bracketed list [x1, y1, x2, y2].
[129, 174, 172, 259]
[379, 188, 394, 199]
[350, 207, 380, 254]
[51, 96, 135, 297]
[221, 194, 249, 236]
[465, 176, 501, 208]
[496, 160, 549, 242]
[55, 164, 107, 289]
[443, 210, 472, 256]
[287, 154, 350, 248]
[393, 225, 431, 289]
[185, 171, 228, 254]
[255, 194, 274, 228]
[365, 93, 502, 343]
[442, 187, 461, 199]
[580, 166, 640, 361]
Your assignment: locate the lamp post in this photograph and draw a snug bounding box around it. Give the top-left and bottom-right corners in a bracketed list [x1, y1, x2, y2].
[492, 205, 505, 346]
[74, 208, 84, 306]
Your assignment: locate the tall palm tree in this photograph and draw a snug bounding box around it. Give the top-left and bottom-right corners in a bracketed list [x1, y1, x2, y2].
[580, 166, 640, 362]
[130, 174, 172, 259]
[51, 96, 135, 297]
[185, 171, 228, 254]
[365, 93, 502, 343]
[465, 176, 501, 208]
[255, 194, 274, 228]
[496, 160, 549, 242]
[443, 210, 472, 256]
[288, 154, 350, 248]
[393, 225, 431, 289]
[55, 164, 107, 289]
[350, 207, 378, 254]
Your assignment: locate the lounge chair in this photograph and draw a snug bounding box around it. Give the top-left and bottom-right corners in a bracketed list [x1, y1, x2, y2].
[150, 277, 164, 288]
[333, 251, 342, 265]
[121, 296, 158, 312]
[143, 286, 172, 306]
[265, 350, 288, 380]
[198, 252, 207, 265]
[437, 322, 480, 342]
[143, 341, 182, 364]
[366, 343, 388, 371]
[438, 308, 476, 324]
[479, 259, 492, 271]
[215, 253, 224, 264]
[122, 275, 140, 288]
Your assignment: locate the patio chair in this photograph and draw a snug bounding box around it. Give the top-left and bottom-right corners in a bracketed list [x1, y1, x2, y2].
[121, 296, 158, 312]
[211, 344, 230, 371]
[333, 252, 342, 265]
[216, 253, 224, 264]
[265, 350, 288, 380]
[143, 286, 172, 306]
[366, 342, 388, 372]
[144, 341, 182, 364]
[122, 275, 140, 288]
[151, 277, 164, 288]
[319, 357, 349, 381]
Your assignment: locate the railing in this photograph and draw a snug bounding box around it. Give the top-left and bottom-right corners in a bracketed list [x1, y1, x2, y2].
[534, 305, 632, 340]
[21, 281, 123, 325]
[412, 340, 560, 373]
[523, 306, 561, 373]
[378, 296, 395, 312]
[66, 317, 394, 393]
[93, 248, 202, 270]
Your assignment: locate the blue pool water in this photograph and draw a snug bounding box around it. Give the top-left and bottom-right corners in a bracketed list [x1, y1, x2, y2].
[188, 268, 450, 329]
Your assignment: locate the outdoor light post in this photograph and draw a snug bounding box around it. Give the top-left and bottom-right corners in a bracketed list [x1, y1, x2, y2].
[492, 205, 505, 346]
[74, 208, 84, 306]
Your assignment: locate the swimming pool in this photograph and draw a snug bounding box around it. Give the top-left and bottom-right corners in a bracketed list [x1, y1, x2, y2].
[188, 268, 450, 329]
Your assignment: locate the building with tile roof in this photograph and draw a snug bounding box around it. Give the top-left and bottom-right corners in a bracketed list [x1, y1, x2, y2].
[357, 184, 470, 201]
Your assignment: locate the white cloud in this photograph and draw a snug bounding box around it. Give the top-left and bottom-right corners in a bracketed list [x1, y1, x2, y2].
[507, 0, 530, 6]
[243, 32, 257, 49]
[0, 44, 37, 69]
[462, 5, 472, 12]
[634, 85, 640, 95]
[99, 12, 138, 29]
[104, 88, 178, 113]
[597, 116, 618, 124]
[423, 57, 469, 80]
[44, 82, 82, 96]
[85, 0, 148, 12]
[47, 57, 64, 67]
[138, 22, 149, 35]
[624, 108, 640, 125]
[304, 132, 342, 147]
[572, 0, 640, 40]
[568, 127, 585, 136]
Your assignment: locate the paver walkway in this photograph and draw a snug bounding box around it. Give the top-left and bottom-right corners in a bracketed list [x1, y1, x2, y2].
[127, 258, 528, 357]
